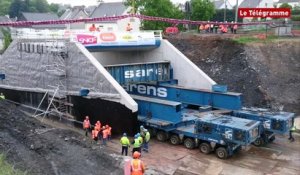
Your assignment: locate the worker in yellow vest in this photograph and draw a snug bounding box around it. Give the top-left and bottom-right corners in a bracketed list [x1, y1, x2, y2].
[142, 129, 150, 153]
[0, 93, 5, 100]
[289, 125, 296, 142]
[132, 134, 142, 155]
[120, 133, 130, 156]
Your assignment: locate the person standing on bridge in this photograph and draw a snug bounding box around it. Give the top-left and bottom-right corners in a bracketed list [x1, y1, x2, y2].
[126, 23, 133, 32]
[120, 133, 130, 156]
[131, 151, 145, 175]
[83, 116, 91, 137]
[233, 22, 238, 34]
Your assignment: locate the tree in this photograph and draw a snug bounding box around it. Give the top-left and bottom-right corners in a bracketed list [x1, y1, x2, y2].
[49, 3, 60, 14]
[0, 0, 12, 16]
[124, 0, 184, 30]
[191, 0, 215, 21]
[1, 29, 12, 53]
[9, 0, 25, 18]
[32, 0, 50, 13]
[279, 3, 292, 9]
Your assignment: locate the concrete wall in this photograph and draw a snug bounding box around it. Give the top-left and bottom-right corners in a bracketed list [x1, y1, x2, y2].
[92, 40, 216, 90]
[0, 39, 137, 112]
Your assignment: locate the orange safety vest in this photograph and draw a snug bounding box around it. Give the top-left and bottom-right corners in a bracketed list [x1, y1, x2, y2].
[131, 159, 145, 175]
[233, 24, 238, 30]
[92, 130, 99, 139]
[204, 24, 209, 30]
[95, 122, 101, 131]
[199, 25, 204, 30]
[108, 127, 112, 135]
[126, 25, 132, 31]
[83, 119, 90, 129]
[103, 129, 109, 139]
[223, 26, 228, 33]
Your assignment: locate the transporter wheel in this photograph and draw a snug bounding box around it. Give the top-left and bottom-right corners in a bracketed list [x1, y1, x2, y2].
[199, 143, 212, 154]
[269, 136, 276, 142]
[183, 138, 195, 149]
[170, 135, 181, 145]
[215, 147, 228, 159]
[253, 137, 264, 147]
[156, 131, 167, 142]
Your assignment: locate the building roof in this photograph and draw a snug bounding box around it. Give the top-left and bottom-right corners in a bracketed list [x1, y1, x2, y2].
[19, 12, 65, 29]
[0, 16, 11, 23]
[214, 0, 225, 9]
[90, 2, 127, 18]
[278, 0, 300, 3]
[85, 5, 97, 15]
[60, 6, 88, 20]
[239, 0, 261, 8]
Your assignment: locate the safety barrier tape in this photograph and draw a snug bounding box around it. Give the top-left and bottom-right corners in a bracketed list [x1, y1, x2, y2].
[0, 14, 274, 27]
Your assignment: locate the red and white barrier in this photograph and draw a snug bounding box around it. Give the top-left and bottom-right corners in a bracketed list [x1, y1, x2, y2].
[0, 14, 273, 27]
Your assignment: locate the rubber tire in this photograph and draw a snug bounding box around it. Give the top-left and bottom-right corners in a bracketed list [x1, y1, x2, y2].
[215, 147, 228, 159]
[253, 137, 264, 147]
[156, 131, 167, 142]
[199, 143, 212, 154]
[170, 135, 181, 145]
[184, 138, 195, 149]
[269, 136, 276, 142]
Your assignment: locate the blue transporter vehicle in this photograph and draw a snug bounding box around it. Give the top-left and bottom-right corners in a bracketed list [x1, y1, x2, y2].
[133, 95, 260, 159]
[232, 108, 295, 146]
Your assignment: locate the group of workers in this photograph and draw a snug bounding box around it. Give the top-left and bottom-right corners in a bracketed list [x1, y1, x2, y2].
[120, 125, 151, 157]
[89, 23, 133, 32]
[199, 21, 238, 34]
[82, 116, 112, 145]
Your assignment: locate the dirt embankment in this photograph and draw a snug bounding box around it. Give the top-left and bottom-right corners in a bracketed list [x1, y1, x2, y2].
[0, 101, 123, 175]
[169, 35, 300, 114]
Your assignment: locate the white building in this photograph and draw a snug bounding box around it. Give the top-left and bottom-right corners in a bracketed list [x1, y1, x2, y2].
[87, 2, 140, 32]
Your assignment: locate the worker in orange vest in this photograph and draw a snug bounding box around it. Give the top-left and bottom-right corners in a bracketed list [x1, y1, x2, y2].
[94, 121, 101, 141]
[83, 116, 91, 137]
[131, 151, 145, 175]
[233, 22, 238, 34]
[89, 24, 97, 32]
[92, 129, 99, 143]
[126, 23, 133, 32]
[199, 24, 204, 33]
[204, 24, 210, 33]
[102, 126, 109, 145]
[107, 125, 112, 141]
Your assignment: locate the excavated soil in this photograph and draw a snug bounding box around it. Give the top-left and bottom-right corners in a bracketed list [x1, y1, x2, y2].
[169, 35, 300, 114]
[0, 101, 123, 175]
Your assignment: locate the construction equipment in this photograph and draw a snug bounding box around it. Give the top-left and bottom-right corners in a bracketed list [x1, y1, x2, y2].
[105, 62, 295, 154]
[132, 95, 260, 159]
[231, 108, 294, 146]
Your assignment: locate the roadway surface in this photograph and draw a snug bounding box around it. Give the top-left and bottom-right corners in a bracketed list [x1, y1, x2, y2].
[106, 133, 300, 175]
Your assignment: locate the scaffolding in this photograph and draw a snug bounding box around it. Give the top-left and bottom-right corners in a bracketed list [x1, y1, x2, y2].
[33, 40, 73, 120]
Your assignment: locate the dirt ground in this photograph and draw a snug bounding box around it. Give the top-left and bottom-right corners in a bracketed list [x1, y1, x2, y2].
[169, 35, 300, 115]
[0, 101, 123, 175]
[1, 101, 300, 175]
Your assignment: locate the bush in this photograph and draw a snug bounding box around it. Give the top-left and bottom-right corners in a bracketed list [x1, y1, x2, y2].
[291, 15, 300, 21]
[0, 154, 26, 175]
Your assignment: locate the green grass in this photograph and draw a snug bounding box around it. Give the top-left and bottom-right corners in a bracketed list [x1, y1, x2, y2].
[0, 154, 27, 175]
[232, 35, 279, 44]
